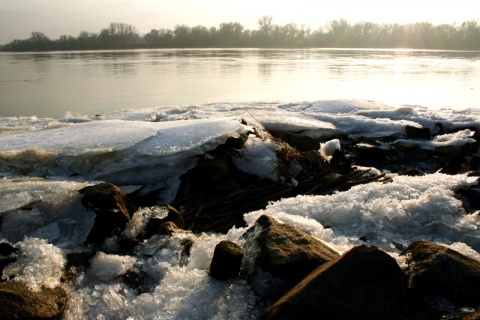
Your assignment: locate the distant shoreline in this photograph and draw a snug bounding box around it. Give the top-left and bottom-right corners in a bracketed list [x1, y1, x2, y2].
[2, 18, 480, 51]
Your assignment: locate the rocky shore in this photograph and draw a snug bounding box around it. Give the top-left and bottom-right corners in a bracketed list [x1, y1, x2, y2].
[1, 117, 480, 319]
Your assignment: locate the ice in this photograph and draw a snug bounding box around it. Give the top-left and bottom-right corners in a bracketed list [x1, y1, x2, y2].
[319, 138, 341, 160]
[89, 252, 137, 281]
[244, 172, 479, 254]
[2, 237, 66, 291]
[233, 134, 280, 181]
[0, 178, 95, 247]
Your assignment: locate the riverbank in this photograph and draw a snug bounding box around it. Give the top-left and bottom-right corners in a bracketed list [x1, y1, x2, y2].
[1, 101, 479, 318]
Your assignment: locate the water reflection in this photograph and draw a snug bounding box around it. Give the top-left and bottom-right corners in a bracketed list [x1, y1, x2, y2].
[1, 48, 479, 117]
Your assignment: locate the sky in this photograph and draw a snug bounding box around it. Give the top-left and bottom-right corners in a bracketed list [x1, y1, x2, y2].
[1, 0, 479, 45]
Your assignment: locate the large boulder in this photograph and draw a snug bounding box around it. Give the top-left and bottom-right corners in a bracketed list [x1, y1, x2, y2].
[79, 182, 136, 245]
[209, 240, 244, 280]
[261, 245, 408, 320]
[243, 215, 339, 294]
[401, 240, 480, 306]
[0, 282, 68, 320]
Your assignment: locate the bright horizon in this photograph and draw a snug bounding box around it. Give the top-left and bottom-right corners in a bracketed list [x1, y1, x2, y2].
[1, 0, 479, 45]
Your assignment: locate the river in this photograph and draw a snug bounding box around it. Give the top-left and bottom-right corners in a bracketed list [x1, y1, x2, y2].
[1, 48, 479, 118]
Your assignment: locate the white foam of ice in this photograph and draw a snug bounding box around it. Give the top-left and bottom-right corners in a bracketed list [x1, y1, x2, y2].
[244, 172, 479, 255]
[2, 237, 66, 291]
[320, 138, 341, 160]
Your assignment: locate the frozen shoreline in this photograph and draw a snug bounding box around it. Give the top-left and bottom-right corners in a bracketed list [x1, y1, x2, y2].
[1, 100, 480, 319]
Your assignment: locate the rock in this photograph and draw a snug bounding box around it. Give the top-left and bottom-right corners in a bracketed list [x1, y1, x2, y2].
[355, 142, 391, 166]
[281, 133, 320, 152]
[0, 243, 19, 280]
[244, 215, 339, 281]
[401, 240, 480, 306]
[456, 184, 480, 213]
[406, 125, 431, 140]
[0, 282, 68, 320]
[0, 243, 18, 256]
[155, 221, 183, 236]
[394, 143, 428, 157]
[79, 182, 136, 245]
[329, 148, 351, 173]
[209, 240, 244, 280]
[260, 245, 408, 320]
[144, 205, 184, 238]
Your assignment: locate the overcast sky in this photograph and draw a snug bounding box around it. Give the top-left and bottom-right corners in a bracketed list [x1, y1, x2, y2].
[1, 0, 479, 45]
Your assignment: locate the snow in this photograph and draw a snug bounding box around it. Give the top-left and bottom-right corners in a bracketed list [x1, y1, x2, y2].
[1, 99, 480, 319]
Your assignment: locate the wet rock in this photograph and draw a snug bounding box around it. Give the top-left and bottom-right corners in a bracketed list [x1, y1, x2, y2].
[456, 184, 480, 213]
[210, 240, 244, 280]
[144, 204, 184, 238]
[155, 221, 183, 236]
[79, 182, 136, 245]
[0, 282, 68, 320]
[0, 243, 18, 257]
[260, 245, 408, 320]
[355, 142, 391, 166]
[244, 215, 339, 282]
[393, 143, 428, 157]
[281, 133, 320, 152]
[329, 148, 351, 173]
[401, 240, 480, 306]
[117, 238, 140, 253]
[406, 125, 431, 140]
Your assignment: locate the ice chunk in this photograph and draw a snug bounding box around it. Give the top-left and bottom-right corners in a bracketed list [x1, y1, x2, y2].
[89, 252, 137, 281]
[2, 237, 66, 291]
[320, 138, 341, 160]
[232, 134, 279, 181]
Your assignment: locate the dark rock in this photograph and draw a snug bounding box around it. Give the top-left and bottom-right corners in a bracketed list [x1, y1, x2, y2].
[0, 243, 19, 280]
[244, 215, 339, 281]
[355, 142, 391, 165]
[281, 133, 320, 152]
[79, 182, 136, 245]
[329, 148, 351, 173]
[456, 184, 480, 213]
[0, 282, 68, 320]
[401, 240, 480, 306]
[180, 155, 230, 195]
[209, 240, 244, 280]
[117, 238, 140, 253]
[260, 245, 408, 320]
[66, 251, 95, 269]
[156, 221, 183, 236]
[144, 205, 184, 238]
[406, 125, 431, 140]
[394, 143, 428, 157]
[435, 145, 462, 158]
[0, 243, 18, 256]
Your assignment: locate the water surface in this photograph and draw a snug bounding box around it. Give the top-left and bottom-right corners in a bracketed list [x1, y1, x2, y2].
[1, 48, 479, 118]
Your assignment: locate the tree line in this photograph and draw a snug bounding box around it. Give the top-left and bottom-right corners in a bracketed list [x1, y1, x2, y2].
[2, 17, 480, 51]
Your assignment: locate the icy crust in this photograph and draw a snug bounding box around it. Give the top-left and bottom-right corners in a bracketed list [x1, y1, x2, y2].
[0, 178, 95, 246]
[2, 237, 66, 291]
[0, 117, 249, 199]
[244, 173, 480, 256]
